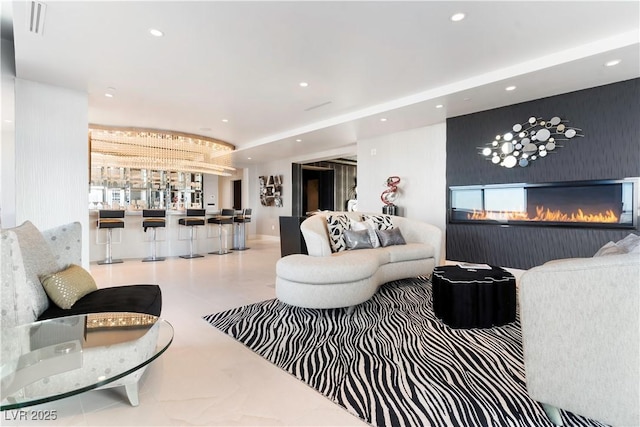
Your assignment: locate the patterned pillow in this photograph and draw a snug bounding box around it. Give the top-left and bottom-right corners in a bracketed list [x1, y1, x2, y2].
[362, 214, 394, 231]
[40, 264, 98, 309]
[326, 214, 350, 252]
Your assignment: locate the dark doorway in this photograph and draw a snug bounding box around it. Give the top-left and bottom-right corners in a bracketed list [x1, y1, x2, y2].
[302, 167, 334, 213]
[233, 180, 242, 210]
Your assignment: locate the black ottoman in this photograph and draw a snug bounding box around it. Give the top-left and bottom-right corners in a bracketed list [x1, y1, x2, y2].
[432, 265, 516, 329]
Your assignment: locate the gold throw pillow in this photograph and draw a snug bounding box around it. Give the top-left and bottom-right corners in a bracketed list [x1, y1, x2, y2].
[40, 264, 98, 309]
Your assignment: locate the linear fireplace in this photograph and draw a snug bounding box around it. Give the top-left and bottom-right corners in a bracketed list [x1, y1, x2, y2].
[449, 179, 638, 229]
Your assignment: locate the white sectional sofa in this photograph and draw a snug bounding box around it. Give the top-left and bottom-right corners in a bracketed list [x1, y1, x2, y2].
[275, 212, 442, 310]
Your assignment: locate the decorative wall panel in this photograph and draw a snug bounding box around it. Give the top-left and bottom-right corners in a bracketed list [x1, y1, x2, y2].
[446, 79, 640, 269]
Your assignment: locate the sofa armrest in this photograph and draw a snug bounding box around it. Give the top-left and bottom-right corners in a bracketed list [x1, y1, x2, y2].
[519, 253, 639, 425]
[300, 215, 333, 257]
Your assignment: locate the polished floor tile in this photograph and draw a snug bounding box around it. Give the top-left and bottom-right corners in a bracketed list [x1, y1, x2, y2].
[3, 239, 367, 426]
[4, 240, 524, 426]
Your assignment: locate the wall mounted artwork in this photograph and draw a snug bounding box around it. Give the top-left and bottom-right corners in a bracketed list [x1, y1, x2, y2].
[479, 116, 583, 168]
[259, 175, 283, 207]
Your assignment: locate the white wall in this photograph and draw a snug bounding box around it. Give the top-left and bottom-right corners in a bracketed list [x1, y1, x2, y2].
[357, 123, 447, 255]
[1, 38, 16, 228]
[14, 79, 89, 266]
[202, 173, 219, 212]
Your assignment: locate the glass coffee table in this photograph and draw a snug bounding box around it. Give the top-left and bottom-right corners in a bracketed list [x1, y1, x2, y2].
[1, 312, 173, 411]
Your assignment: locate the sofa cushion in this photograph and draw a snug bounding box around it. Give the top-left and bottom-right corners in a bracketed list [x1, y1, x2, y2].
[276, 253, 378, 284]
[3, 221, 59, 321]
[38, 284, 163, 320]
[40, 264, 98, 309]
[326, 214, 350, 253]
[385, 243, 435, 263]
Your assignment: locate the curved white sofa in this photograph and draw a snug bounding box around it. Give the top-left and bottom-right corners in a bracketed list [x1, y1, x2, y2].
[276, 212, 442, 309]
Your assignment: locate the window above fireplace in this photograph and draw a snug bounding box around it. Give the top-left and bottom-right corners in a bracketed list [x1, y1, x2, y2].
[449, 179, 638, 229]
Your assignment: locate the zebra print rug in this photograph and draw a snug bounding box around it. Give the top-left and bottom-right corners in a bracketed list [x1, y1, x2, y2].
[203, 278, 606, 427]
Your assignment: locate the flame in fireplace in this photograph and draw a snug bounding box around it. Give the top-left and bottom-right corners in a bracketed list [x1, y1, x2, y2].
[467, 206, 619, 223]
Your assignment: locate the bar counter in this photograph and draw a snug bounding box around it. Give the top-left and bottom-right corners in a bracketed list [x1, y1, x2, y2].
[89, 209, 233, 262]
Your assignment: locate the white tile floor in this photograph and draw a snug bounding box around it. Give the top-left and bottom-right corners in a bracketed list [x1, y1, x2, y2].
[3, 240, 524, 427]
[3, 239, 367, 427]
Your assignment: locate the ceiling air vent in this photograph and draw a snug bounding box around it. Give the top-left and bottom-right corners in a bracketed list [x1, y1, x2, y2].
[28, 1, 47, 35]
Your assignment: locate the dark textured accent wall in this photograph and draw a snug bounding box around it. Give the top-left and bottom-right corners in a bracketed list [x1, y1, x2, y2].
[446, 79, 640, 269]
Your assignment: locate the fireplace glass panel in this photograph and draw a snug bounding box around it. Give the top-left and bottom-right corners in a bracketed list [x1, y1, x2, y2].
[450, 179, 637, 229]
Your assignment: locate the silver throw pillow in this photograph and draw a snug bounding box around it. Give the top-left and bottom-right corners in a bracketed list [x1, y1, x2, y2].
[376, 228, 406, 247]
[344, 229, 374, 250]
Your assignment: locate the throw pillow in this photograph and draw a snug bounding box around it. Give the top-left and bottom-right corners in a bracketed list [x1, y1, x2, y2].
[593, 241, 624, 257]
[350, 218, 380, 248]
[344, 229, 374, 250]
[362, 214, 394, 231]
[326, 214, 350, 253]
[40, 264, 98, 310]
[616, 233, 640, 254]
[376, 228, 407, 247]
[10, 221, 59, 317]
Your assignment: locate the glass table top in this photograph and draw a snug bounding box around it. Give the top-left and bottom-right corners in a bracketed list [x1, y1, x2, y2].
[1, 312, 173, 410]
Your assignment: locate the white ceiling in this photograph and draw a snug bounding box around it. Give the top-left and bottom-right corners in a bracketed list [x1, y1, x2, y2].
[6, 1, 640, 168]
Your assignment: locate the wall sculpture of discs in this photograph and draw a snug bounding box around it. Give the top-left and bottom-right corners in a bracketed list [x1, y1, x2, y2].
[479, 116, 583, 168]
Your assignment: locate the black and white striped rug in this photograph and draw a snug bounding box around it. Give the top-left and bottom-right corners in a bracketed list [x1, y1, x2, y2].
[203, 278, 606, 427]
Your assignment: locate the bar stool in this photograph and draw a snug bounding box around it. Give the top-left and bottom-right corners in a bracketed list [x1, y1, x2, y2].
[178, 208, 206, 259]
[97, 209, 125, 265]
[142, 209, 166, 262]
[208, 209, 235, 255]
[232, 208, 252, 251]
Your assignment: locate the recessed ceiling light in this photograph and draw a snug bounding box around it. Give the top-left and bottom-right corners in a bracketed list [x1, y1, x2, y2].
[104, 93, 113, 98]
[247, 157, 252, 160]
[605, 59, 621, 67]
[450, 13, 465, 22]
[505, 85, 517, 91]
[435, 104, 444, 109]
[221, 119, 229, 123]
[380, 118, 387, 122]
[149, 28, 164, 37]
[296, 139, 302, 142]
[299, 82, 309, 88]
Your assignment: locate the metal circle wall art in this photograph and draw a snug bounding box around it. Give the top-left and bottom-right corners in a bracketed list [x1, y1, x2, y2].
[478, 116, 583, 168]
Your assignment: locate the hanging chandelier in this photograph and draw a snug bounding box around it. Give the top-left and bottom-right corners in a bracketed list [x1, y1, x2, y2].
[89, 125, 236, 176]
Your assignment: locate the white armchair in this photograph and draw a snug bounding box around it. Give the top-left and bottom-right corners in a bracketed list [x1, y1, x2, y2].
[519, 253, 639, 426]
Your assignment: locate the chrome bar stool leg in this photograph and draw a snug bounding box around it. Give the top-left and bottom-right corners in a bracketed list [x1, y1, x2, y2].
[142, 227, 165, 262]
[209, 223, 231, 255]
[98, 228, 123, 265]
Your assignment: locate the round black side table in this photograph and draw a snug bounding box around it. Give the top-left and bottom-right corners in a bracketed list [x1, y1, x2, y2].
[432, 265, 516, 329]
